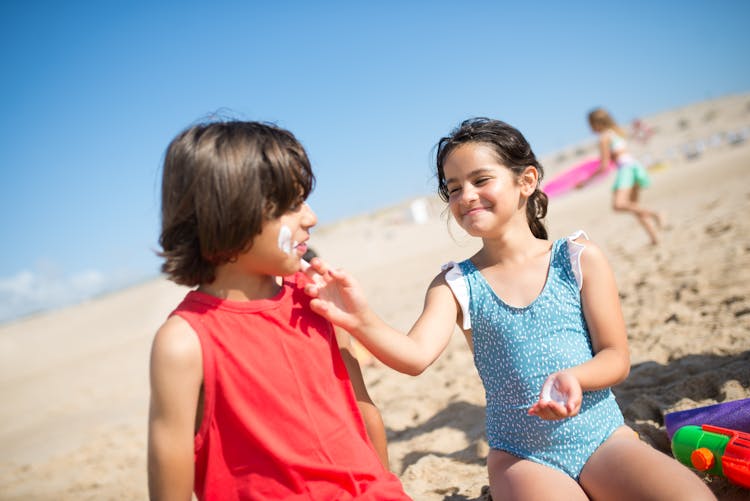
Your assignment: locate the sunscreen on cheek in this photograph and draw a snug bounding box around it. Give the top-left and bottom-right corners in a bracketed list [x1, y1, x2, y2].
[278, 225, 292, 254]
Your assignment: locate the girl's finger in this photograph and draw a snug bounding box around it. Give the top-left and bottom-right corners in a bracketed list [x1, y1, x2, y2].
[309, 298, 328, 315]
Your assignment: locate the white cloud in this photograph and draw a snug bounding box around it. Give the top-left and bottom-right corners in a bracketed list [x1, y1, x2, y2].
[0, 268, 122, 324]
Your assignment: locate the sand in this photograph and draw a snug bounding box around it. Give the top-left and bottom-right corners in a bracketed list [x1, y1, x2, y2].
[1, 94, 749, 500]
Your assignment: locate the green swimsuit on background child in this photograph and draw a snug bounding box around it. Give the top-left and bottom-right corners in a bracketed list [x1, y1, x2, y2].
[608, 130, 651, 191]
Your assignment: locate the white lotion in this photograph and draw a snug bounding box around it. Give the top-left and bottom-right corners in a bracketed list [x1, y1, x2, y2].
[277, 225, 293, 254]
[541, 379, 568, 405]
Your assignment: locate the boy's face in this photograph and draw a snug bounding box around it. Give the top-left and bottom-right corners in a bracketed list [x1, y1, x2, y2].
[236, 202, 318, 277]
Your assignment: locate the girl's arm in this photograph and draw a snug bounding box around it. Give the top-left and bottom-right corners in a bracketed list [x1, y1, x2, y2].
[574, 239, 631, 389]
[305, 261, 459, 376]
[577, 134, 611, 189]
[529, 239, 630, 420]
[597, 132, 612, 174]
[334, 328, 390, 469]
[148, 316, 203, 501]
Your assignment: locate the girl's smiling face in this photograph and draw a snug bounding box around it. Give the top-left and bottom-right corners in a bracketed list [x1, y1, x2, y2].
[443, 143, 528, 237]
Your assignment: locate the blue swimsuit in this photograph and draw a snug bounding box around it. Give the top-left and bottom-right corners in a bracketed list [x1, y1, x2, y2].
[445, 233, 624, 479]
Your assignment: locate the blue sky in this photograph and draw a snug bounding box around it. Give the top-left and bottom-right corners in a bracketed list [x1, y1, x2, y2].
[1, 1, 748, 323]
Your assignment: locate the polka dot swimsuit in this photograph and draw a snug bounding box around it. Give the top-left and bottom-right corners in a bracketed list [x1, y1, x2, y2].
[447, 235, 624, 479]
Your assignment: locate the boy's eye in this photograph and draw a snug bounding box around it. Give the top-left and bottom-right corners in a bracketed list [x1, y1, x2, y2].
[288, 199, 305, 212]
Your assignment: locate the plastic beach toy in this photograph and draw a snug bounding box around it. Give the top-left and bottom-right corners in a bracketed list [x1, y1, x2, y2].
[665, 398, 750, 439]
[541, 158, 615, 198]
[671, 424, 750, 489]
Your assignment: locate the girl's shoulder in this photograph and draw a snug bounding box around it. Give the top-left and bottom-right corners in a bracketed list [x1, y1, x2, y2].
[565, 230, 607, 258]
[563, 230, 597, 290]
[564, 231, 612, 291]
[566, 229, 588, 246]
[439, 260, 471, 330]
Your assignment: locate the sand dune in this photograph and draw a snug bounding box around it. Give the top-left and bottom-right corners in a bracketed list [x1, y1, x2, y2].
[1, 93, 749, 500]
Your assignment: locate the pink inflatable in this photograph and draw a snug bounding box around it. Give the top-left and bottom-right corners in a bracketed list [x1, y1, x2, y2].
[542, 158, 615, 198]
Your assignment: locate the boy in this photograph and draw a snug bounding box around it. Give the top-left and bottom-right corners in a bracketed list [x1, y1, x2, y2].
[148, 121, 410, 500]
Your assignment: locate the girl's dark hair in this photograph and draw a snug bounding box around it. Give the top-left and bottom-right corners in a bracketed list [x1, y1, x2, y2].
[435, 117, 548, 239]
[159, 120, 315, 286]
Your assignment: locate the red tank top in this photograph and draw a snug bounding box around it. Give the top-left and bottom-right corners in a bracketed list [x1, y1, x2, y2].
[172, 273, 410, 500]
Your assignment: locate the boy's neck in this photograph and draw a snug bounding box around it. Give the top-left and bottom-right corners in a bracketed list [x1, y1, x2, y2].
[198, 269, 283, 301]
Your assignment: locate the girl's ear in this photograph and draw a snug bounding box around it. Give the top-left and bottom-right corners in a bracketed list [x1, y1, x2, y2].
[519, 166, 539, 196]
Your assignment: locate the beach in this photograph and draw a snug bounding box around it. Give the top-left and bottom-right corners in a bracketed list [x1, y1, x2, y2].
[1, 94, 749, 500]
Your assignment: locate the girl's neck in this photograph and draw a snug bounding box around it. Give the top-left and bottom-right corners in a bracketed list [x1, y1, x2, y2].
[476, 227, 546, 267]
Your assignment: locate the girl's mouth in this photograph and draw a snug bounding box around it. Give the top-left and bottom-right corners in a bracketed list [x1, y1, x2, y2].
[464, 206, 487, 217]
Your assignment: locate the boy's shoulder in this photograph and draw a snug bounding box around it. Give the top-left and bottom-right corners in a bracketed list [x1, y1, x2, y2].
[151, 314, 201, 373]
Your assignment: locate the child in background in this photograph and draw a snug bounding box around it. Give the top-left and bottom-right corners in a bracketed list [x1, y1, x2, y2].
[304, 118, 715, 500]
[588, 108, 664, 245]
[148, 121, 409, 500]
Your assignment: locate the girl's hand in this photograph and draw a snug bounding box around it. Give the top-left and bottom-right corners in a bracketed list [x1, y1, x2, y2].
[527, 371, 583, 420]
[302, 258, 373, 334]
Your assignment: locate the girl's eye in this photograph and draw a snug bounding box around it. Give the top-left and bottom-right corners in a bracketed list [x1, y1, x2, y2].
[447, 186, 461, 195]
[474, 177, 491, 185]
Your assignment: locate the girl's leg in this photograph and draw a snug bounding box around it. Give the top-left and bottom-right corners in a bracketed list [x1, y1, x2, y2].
[579, 426, 717, 501]
[487, 449, 588, 501]
[612, 188, 661, 244]
[632, 186, 667, 230]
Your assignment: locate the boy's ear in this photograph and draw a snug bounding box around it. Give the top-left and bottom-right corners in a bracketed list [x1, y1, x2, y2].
[519, 166, 539, 196]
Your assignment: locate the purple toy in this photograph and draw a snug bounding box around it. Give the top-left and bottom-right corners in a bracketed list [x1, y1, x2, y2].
[664, 398, 750, 439]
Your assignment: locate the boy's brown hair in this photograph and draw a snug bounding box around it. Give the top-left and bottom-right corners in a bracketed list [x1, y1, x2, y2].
[159, 120, 314, 286]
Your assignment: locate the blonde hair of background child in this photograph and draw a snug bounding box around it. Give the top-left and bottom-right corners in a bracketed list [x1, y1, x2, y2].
[588, 107, 627, 137]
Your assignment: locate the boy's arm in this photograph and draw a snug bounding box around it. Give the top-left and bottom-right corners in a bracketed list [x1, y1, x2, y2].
[334, 329, 390, 469]
[148, 315, 203, 501]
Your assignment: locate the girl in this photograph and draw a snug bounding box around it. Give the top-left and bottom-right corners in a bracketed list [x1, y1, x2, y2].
[588, 108, 664, 245]
[148, 121, 409, 500]
[304, 118, 715, 500]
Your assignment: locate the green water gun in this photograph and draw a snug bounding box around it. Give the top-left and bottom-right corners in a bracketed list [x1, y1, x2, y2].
[671, 424, 750, 489]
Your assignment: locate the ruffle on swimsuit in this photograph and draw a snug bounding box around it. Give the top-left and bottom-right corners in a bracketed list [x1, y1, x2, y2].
[442, 230, 588, 331]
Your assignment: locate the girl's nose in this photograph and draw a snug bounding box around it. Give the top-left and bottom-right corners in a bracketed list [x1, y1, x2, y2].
[460, 185, 478, 204]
